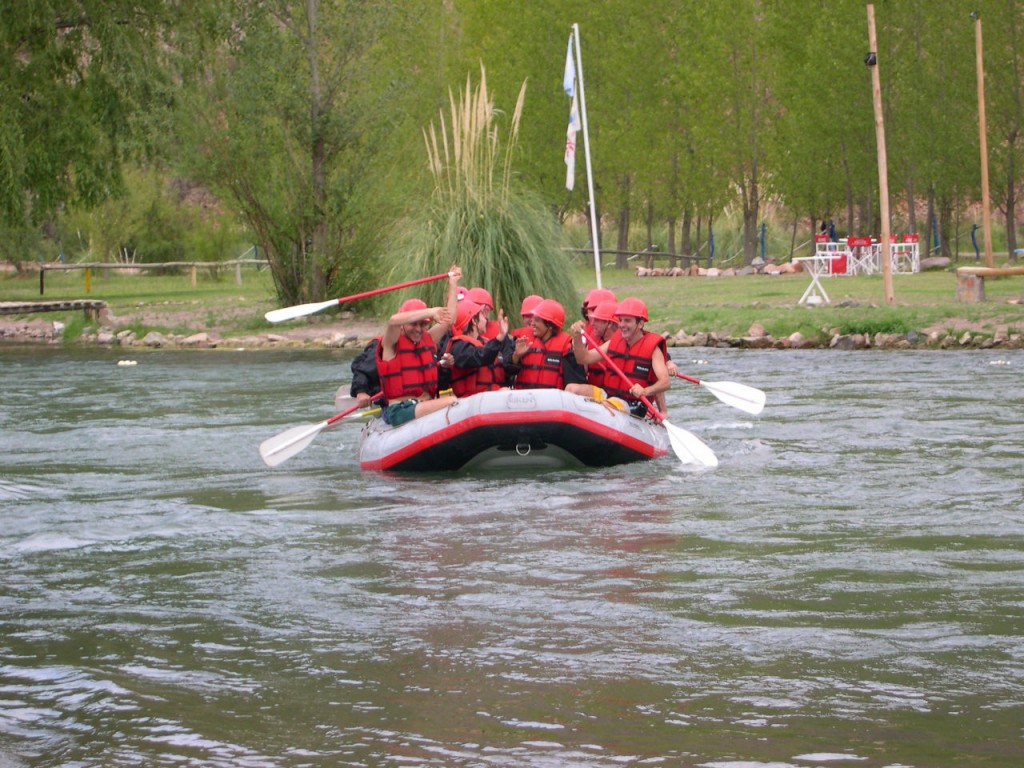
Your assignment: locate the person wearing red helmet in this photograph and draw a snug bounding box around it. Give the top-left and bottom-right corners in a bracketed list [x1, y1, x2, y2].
[510, 294, 543, 341]
[582, 290, 618, 354]
[465, 287, 500, 340]
[444, 298, 512, 397]
[570, 296, 670, 417]
[581, 287, 617, 323]
[376, 265, 461, 426]
[508, 298, 587, 390]
[565, 298, 619, 398]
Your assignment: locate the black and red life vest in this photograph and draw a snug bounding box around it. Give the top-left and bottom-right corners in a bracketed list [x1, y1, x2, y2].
[514, 331, 573, 389]
[377, 333, 438, 403]
[447, 335, 500, 397]
[602, 330, 666, 401]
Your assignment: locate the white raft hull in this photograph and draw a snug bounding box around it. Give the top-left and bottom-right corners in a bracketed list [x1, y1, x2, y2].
[358, 388, 670, 472]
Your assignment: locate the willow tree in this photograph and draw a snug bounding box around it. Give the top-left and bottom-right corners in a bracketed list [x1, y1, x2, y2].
[400, 68, 577, 324]
[981, 0, 1024, 258]
[178, 0, 442, 306]
[0, 1, 215, 240]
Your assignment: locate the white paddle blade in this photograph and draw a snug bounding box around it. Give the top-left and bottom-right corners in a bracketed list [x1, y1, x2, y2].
[701, 380, 766, 415]
[259, 421, 328, 467]
[664, 420, 718, 468]
[264, 299, 338, 324]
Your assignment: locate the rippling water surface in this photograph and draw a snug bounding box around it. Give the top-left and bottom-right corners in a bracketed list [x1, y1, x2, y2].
[1, 347, 1022, 767]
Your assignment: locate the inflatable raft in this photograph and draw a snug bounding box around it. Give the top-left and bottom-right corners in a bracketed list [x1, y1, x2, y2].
[358, 389, 670, 472]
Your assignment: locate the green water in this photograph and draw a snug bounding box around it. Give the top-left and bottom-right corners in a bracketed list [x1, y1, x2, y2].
[1, 347, 1022, 766]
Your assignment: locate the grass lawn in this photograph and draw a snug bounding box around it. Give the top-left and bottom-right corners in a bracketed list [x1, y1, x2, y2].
[2, 265, 280, 337]
[570, 264, 1024, 341]
[3, 260, 1023, 343]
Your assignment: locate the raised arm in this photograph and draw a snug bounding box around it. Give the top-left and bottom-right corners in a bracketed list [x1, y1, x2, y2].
[570, 320, 606, 365]
[382, 305, 447, 359]
[429, 265, 461, 346]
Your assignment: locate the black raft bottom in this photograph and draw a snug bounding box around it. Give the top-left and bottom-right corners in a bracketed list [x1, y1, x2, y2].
[390, 421, 656, 472]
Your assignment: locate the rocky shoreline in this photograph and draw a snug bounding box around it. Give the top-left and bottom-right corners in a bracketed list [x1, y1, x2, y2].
[2, 314, 1021, 351]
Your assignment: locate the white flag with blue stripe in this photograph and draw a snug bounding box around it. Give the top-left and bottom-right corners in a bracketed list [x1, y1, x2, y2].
[563, 35, 579, 190]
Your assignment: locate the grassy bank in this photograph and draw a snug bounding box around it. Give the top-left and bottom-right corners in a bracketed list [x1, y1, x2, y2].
[579, 266, 1024, 341]
[3, 261, 1023, 345]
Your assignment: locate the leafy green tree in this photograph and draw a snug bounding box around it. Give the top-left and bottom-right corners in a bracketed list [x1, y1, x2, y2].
[57, 165, 248, 264]
[0, 1, 218, 232]
[769, 0, 873, 244]
[452, 4, 583, 217]
[177, 0, 443, 306]
[10, 0, 1018, 290]
[978, 0, 1024, 258]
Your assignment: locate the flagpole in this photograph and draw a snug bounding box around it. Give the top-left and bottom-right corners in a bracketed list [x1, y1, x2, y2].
[572, 23, 603, 289]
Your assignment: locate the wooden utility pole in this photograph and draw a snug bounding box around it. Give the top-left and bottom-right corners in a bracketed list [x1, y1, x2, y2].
[974, 12, 995, 268]
[866, 5, 895, 304]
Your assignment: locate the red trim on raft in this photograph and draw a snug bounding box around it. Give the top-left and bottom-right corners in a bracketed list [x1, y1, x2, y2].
[359, 408, 668, 471]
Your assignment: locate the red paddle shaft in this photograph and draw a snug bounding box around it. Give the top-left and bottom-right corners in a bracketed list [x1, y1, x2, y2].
[332, 272, 450, 307]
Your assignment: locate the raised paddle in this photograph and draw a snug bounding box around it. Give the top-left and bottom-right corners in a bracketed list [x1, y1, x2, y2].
[265, 272, 452, 323]
[583, 331, 718, 468]
[259, 394, 382, 467]
[674, 373, 766, 416]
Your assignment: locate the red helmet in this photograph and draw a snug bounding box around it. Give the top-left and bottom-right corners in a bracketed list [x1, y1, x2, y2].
[584, 288, 617, 311]
[467, 287, 494, 309]
[532, 299, 565, 329]
[519, 294, 543, 317]
[615, 297, 648, 321]
[589, 300, 619, 323]
[399, 298, 428, 313]
[454, 300, 481, 334]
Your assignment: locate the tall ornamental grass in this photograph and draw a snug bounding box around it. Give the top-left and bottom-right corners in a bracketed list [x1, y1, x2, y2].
[394, 67, 578, 325]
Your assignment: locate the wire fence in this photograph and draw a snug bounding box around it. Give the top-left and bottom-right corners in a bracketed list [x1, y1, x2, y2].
[34, 259, 270, 296]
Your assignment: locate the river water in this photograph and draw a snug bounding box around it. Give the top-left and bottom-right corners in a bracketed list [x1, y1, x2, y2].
[1, 346, 1022, 767]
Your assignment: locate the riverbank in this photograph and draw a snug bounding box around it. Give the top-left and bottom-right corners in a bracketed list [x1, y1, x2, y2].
[3, 265, 1023, 350]
[2, 302, 1021, 350]
[0, 308, 381, 350]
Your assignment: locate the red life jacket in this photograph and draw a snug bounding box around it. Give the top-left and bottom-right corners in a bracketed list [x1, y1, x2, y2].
[447, 335, 499, 397]
[515, 331, 572, 389]
[377, 333, 438, 403]
[603, 330, 666, 401]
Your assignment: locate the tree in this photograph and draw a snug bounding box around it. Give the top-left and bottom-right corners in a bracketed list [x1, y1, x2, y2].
[178, 0, 443, 306]
[0, 1, 216, 231]
[981, 0, 1024, 259]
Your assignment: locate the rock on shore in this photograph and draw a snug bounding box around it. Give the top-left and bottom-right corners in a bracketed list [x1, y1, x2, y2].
[665, 323, 1021, 350]
[3, 314, 1020, 350]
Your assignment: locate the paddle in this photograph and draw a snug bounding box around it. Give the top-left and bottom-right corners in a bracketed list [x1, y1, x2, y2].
[265, 272, 451, 323]
[675, 373, 766, 415]
[583, 331, 718, 468]
[259, 394, 382, 467]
